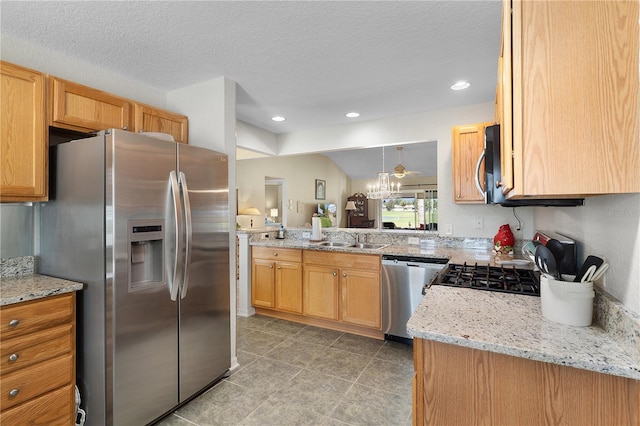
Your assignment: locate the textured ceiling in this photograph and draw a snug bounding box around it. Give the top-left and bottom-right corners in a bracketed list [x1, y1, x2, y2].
[0, 1, 502, 135]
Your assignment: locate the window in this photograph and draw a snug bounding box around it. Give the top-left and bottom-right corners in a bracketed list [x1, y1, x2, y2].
[380, 190, 437, 230]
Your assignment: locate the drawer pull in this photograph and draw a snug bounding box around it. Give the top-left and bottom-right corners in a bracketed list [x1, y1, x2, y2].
[8, 319, 19, 327]
[8, 389, 19, 398]
[8, 353, 19, 362]
[273, 252, 278, 256]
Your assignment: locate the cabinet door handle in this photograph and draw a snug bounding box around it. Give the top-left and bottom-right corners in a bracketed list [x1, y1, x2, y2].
[342, 273, 347, 277]
[273, 252, 278, 256]
[8, 389, 19, 398]
[277, 266, 281, 270]
[332, 272, 337, 276]
[8, 319, 19, 327]
[269, 264, 274, 269]
[8, 353, 19, 363]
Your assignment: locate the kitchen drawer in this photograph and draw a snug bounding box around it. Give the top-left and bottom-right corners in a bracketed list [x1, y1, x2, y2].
[0, 323, 72, 375]
[0, 294, 73, 340]
[0, 353, 73, 410]
[0, 383, 74, 425]
[303, 250, 381, 271]
[252, 246, 302, 263]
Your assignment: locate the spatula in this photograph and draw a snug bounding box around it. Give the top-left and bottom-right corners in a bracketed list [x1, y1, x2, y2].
[574, 255, 605, 282]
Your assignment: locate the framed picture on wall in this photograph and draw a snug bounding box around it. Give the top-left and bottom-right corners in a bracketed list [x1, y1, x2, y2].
[315, 179, 326, 200]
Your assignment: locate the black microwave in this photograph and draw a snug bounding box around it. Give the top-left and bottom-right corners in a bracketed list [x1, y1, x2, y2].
[479, 124, 583, 207]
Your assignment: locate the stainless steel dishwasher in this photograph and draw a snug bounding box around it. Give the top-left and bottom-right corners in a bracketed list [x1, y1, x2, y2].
[382, 255, 448, 343]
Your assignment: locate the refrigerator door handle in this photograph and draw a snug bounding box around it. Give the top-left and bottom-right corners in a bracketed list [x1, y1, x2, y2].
[179, 171, 193, 299]
[169, 170, 184, 301]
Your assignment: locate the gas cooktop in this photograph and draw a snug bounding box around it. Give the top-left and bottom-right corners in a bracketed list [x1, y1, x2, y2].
[425, 262, 540, 296]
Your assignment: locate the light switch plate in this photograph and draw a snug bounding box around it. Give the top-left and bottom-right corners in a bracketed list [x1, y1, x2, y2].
[445, 224, 453, 235]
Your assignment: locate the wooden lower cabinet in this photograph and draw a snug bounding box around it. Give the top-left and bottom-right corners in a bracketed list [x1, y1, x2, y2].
[303, 265, 339, 320]
[339, 268, 381, 329]
[251, 248, 382, 339]
[0, 293, 76, 425]
[413, 338, 640, 425]
[251, 247, 303, 313]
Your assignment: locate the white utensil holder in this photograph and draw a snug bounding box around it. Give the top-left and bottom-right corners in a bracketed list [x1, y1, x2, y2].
[540, 275, 594, 326]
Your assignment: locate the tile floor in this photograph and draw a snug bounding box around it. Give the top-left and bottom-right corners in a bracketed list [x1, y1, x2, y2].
[157, 315, 414, 426]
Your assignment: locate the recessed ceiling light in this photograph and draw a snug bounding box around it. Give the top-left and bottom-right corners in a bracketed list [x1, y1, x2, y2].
[450, 81, 471, 91]
[346, 112, 360, 118]
[271, 116, 286, 122]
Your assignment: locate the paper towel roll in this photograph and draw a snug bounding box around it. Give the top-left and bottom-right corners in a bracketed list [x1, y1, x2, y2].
[311, 217, 322, 241]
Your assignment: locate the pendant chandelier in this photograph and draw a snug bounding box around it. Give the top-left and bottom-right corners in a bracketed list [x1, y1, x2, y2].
[366, 147, 401, 199]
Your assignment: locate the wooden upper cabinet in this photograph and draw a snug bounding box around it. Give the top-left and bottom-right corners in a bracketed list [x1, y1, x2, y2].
[0, 61, 47, 202]
[501, 0, 639, 197]
[50, 77, 131, 132]
[452, 122, 493, 203]
[134, 104, 188, 144]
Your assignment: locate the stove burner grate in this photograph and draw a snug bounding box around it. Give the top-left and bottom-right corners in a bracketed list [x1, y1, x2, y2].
[428, 262, 539, 296]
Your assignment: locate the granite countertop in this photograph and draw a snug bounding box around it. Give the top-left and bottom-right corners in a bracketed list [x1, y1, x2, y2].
[249, 238, 528, 267]
[407, 285, 640, 380]
[0, 274, 84, 306]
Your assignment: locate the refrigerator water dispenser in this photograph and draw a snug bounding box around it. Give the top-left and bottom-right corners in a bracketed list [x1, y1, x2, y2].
[128, 220, 164, 291]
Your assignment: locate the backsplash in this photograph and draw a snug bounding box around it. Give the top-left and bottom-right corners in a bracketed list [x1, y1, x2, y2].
[0, 255, 34, 278]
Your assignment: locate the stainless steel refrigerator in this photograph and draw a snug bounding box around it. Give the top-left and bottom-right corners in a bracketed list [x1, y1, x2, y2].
[39, 129, 230, 425]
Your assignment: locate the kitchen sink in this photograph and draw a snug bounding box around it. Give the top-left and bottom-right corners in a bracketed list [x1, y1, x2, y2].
[317, 241, 352, 247]
[350, 243, 387, 250]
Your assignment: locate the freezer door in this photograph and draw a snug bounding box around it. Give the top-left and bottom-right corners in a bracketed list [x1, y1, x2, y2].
[177, 144, 230, 401]
[110, 131, 179, 425]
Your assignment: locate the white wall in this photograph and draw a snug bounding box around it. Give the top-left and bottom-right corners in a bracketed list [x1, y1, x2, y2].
[237, 154, 350, 228]
[534, 194, 640, 314]
[1, 34, 165, 108]
[238, 102, 536, 240]
[237, 121, 278, 155]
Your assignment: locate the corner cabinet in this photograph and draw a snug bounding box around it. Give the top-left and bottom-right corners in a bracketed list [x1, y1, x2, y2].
[49, 77, 131, 132]
[498, 0, 640, 197]
[134, 103, 188, 144]
[0, 61, 48, 202]
[0, 294, 76, 425]
[451, 122, 493, 203]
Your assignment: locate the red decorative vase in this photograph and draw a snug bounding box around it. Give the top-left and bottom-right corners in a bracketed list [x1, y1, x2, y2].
[494, 224, 515, 253]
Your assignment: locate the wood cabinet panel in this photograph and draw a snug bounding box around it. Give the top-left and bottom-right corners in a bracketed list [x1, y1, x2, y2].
[251, 259, 276, 308]
[0, 294, 73, 340]
[0, 353, 73, 411]
[275, 262, 303, 314]
[50, 77, 131, 132]
[303, 250, 380, 271]
[0, 384, 74, 426]
[134, 103, 188, 144]
[0, 61, 47, 202]
[500, 0, 640, 197]
[303, 265, 339, 320]
[0, 324, 72, 375]
[413, 338, 640, 425]
[340, 268, 381, 328]
[451, 122, 493, 203]
[252, 246, 302, 263]
[0, 293, 76, 423]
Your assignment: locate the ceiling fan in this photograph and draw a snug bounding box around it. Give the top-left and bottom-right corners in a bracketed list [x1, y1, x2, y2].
[392, 146, 421, 178]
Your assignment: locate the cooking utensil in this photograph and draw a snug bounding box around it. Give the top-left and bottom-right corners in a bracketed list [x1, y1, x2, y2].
[546, 238, 565, 267]
[535, 245, 560, 280]
[580, 263, 609, 282]
[573, 255, 605, 282]
[521, 241, 536, 263]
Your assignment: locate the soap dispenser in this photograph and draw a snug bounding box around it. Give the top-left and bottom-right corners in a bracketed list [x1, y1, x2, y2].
[278, 225, 285, 239]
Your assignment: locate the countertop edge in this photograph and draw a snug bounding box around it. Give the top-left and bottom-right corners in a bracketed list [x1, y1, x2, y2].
[0, 274, 84, 306]
[407, 287, 640, 381]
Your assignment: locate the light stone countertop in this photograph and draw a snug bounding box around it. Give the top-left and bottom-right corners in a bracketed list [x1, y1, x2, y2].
[407, 285, 640, 380]
[0, 274, 84, 306]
